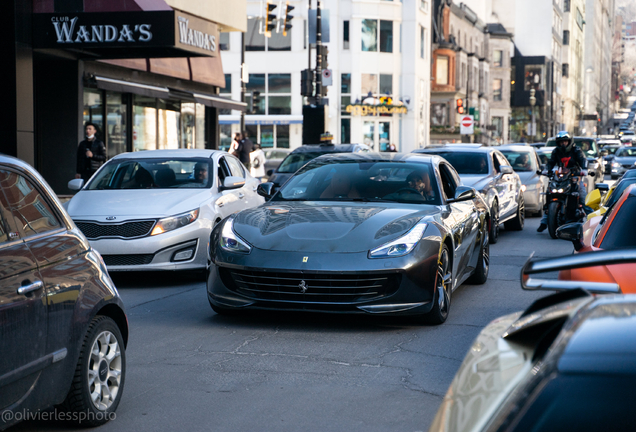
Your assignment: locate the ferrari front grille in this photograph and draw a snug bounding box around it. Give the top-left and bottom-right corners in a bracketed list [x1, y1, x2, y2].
[223, 269, 401, 304]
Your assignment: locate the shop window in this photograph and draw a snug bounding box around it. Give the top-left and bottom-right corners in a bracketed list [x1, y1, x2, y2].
[219, 124, 232, 151]
[181, 102, 195, 149]
[276, 125, 290, 148]
[493, 79, 503, 101]
[106, 92, 127, 157]
[436, 56, 449, 85]
[260, 125, 274, 148]
[492, 116, 503, 137]
[83, 88, 103, 133]
[133, 95, 157, 151]
[195, 103, 206, 149]
[158, 99, 181, 149]
[246, 125, 258, 144]
[380, 74, 393, 95]
[361, 19, 377, 52]
[379, 21, 393, 53]
[220, 32, 230, 50]
[343, 21, 350, 50]
[341, 118, 351, 143]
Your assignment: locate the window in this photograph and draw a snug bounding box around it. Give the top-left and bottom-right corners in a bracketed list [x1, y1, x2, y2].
[493, 50, 503, 67]
[0, 170, 61, 237]
[106, 92, 127, 157]
[492, 116, 503, 137]
[341, 118, 350, 143]
[361, 74, 378, 96]
[246, 74, 266, 114]
[276, 125, 290, 148]
[493, 79, 502, 101]
[564, 0, 570, 12]
[380, 74, 393, 95]
[524, 65, 544, 90]
[341, 73, 351, 115]
[436, 56, 449, 85]
[220, 32, 230, 51]
[563, 30, 570, 45]
[576, 8, 584, 30]
[379, 20, 393, 53]
[420, 26, 425, 58]
[83, 89, 103, 133]
[362, 19, 377, 51]
[245, 18, 290, 51]
[343, 20, 350, 49]
[247, 74, 291, 115]
[562, 63, 569, 78]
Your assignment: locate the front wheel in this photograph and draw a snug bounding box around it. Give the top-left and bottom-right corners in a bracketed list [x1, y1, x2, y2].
[467, 231, 489, 285]
[424, 245, 452, 325]
[489, 202, 499, 244]
[504, 194, 525, 231]
[61, 316, 125, 426]
[547, 201, 561, 239]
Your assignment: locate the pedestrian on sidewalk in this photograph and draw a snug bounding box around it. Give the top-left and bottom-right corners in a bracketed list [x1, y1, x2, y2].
[76, 122, 106, 183]
[250, 142, 266, 180]
[238, 131, 253, 171]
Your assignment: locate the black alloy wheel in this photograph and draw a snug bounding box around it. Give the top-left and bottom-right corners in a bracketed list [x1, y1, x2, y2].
[467, 231, 489, 284]
[425, 245, 452, 325]
[489, 201, 499, 244]
[505, 194, 525, 231]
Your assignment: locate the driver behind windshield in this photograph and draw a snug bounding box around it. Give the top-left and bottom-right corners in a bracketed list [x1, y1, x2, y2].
[406, 170, 435, 200]
[193, 162, 208, 184]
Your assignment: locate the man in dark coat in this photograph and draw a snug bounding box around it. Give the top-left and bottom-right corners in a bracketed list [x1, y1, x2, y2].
[76, 122, 107, 183]
[238, 131, 253, 171]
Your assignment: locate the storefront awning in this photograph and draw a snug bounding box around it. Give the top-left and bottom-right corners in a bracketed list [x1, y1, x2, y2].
[219, 115, 304, 125]
[33, 10, 220, 59]
[193, 94, 247, 112]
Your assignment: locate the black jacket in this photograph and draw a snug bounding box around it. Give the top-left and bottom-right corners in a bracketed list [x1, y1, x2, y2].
[238, 138, 253, 164]
[547, 145, 587, 174]
[77, 139, 107, 174]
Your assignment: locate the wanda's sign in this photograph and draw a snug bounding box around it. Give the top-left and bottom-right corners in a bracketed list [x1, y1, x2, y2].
[33, 10, 218, 57]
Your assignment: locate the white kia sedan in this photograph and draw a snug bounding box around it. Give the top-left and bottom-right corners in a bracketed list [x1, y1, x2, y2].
[66, 150, 264, 273]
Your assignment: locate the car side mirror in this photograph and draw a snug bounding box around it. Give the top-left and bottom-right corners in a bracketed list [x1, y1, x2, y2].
[68, 178, 84, 190]
[556, 222, 584, 251]
[447, 186, 476, 203]
[257, 182, 275, 199]
[501, 165, 514, 175]
[585, 188, 602, 208]
[267, 169, 274, 177]
[596, 183, 609, 192]
[220, 176, 245, 191]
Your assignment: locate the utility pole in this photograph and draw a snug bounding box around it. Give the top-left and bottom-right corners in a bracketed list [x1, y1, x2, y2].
[240, 32, 246, 135]
[315, 0, 322, 105]
[308, 0, 312, 74]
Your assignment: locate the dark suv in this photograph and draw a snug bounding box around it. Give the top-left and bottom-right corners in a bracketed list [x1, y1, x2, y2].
[0, 155, 127, 429]
[267, 143, 370, 187]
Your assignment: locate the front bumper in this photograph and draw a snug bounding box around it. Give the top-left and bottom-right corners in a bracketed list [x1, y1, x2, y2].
[208, 240, 441, 316]
[89, 220, 210, 272]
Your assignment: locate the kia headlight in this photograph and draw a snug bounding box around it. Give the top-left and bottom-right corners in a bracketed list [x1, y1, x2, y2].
[220, 216, 252, 254]
[151, 209, 199, 236]
[521, 184, 527, 192]
[369, 220, 427, 258]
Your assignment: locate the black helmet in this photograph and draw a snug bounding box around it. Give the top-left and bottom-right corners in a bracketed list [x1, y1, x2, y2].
[555, 131, 574, 152]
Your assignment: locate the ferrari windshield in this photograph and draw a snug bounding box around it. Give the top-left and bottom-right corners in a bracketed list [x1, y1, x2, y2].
[86, 158, 214, 190]
[272, 160, 442, 205]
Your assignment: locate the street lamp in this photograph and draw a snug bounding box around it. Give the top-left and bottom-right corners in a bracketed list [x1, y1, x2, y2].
[529, 88, 536, 142]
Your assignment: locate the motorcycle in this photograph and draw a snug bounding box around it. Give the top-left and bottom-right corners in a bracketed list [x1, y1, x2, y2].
[540, 167, 594, 239]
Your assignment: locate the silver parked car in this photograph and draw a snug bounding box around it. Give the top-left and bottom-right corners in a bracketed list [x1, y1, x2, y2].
[498, 145, 549, 216]
[610, 146, 636, 179]
[414, 145, 524, 244]
[66, 150, 264, 273]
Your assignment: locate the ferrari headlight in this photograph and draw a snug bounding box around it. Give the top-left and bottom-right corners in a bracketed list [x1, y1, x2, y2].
[220, 216, 251, 254]
[151, 209, 199, 236]
[369, 220, 428, 258]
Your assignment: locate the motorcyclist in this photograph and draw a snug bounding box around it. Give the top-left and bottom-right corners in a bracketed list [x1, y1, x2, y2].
[537, 131, 588, 232]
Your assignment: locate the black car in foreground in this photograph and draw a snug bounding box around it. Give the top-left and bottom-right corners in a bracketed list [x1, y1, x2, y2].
[267, 143, 370, 187]
[429, 248, 636, 432]
[208, 153, 490, 324]
[0, 155, 127, 429]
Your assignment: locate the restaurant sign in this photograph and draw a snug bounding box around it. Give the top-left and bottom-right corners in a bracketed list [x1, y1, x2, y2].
[33, 10, 218, 57]
[344, 104, 408, 116]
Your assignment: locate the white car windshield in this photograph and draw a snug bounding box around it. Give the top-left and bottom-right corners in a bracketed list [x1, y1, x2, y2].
[86, 158, 213, 190]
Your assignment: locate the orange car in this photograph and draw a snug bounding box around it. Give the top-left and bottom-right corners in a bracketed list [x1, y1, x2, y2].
[557, 183, 636, 293]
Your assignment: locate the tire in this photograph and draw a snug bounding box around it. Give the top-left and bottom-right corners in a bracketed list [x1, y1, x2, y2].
[61, 316, 125, 426]
[467, 230, 489, 285]
[504, 194, 525, 231]
[424, 245, 452, 325]
[547, 201, 560, 239]
[489, 201, 499, 244]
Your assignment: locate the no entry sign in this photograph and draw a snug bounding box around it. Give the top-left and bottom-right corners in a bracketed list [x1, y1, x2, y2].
[460, 115, 474, 135]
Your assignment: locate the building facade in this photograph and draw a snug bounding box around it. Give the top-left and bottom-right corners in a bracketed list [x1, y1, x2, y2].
[5, 0, 246, 194]
[220, 0, 432, 152]
[561, 0, 586, 134]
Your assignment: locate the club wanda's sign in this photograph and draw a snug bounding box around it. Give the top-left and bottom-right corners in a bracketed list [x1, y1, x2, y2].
[33, 11, 218, 57]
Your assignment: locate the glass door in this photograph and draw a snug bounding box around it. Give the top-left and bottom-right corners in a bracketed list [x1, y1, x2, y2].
[363, 121, 375, 149]
[379, 121, 391, 151]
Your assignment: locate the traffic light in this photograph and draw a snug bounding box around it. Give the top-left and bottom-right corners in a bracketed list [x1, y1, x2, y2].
[251, 91, 261, 113]
[280, 1, 294, 36]
[264, 1, 277, 37]
[317, 45, 329, 70]
[456, 99, 464, 114]
[301, 69, 313, 97]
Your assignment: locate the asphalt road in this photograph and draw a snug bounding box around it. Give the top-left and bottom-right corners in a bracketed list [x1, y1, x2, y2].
[15, 216, 576, 432]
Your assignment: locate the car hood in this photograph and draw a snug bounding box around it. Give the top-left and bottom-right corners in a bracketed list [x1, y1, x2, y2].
[614, 156, 636, 165]
[459, 174, 491, 191]
[67, 189, 211, 221]
[232, 202, 440, 253]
